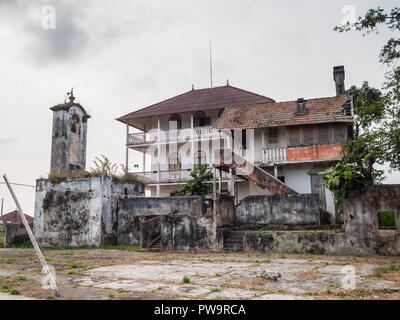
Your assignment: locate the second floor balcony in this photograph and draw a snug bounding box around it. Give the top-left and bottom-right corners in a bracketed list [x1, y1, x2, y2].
[127, 126, 224, 146]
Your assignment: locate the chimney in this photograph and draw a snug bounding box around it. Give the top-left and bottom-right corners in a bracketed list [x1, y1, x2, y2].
[333, 66, 345, 96]
[296, 98, 308, 115]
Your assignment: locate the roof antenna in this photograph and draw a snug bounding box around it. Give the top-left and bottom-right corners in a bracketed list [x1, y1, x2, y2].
[209, 40, 213, 88]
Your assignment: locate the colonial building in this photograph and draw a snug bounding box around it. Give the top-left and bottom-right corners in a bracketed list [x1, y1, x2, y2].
[117, 66, 353, 217]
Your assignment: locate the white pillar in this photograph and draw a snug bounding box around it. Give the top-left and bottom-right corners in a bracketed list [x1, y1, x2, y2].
[125, 123, 130, 170]
[191, 113, 194, 168]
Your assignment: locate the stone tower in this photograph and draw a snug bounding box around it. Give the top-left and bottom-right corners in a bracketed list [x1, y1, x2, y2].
[50, 89, 91, 174]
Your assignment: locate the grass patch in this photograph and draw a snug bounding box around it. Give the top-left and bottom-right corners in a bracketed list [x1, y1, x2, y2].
[46, 295, 56, 300]
[182, 276, 191, 284]
[10, 289, 20, 295]
[17, 276, 27, 281]
[99, 245, 141, 252]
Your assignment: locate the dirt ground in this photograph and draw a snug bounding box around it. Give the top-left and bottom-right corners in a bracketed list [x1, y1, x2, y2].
[0, 247, 399, 300]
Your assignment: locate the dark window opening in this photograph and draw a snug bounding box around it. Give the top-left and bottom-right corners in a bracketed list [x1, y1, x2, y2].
[194, 111, 207, 127]
[269, 128, 278, 144]
[278, 176, 285, 183]
[378, 211, 396, 230]
[288, 126, 300, 147]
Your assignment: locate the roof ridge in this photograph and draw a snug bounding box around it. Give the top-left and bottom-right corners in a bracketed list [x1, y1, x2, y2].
[117, 88, 195, 120]
[227, 84, 275, 102]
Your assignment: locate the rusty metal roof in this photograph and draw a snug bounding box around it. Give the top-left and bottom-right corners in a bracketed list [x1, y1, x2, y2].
[117, 84, 274, 123]
[213, 96, 354, 130]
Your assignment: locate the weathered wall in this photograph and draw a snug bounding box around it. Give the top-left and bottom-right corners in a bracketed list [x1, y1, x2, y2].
[234, 194, 320, 226]
[160, 215, 213, 252]
[242, 185, 400, 255]
[34, 176, 143, 247]
[4, 222, 33, 247]
[342, 185, 400, 255]
[50, 104, 90, 174]
[117, 196, 213, 245]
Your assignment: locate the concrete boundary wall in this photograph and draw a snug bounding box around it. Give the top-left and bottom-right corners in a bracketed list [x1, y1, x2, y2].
[234, 194, 320, 226]
[34, 176, 144, 247]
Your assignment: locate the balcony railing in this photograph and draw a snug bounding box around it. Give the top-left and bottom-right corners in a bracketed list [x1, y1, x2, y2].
[132, 168, 231, 184]
[263, 148, 287, 163]
[127, 126, 223, 146]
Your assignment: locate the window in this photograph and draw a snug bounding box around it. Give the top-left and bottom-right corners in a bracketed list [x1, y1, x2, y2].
[168, 153, 181, 171]
[288, 126, 300, 147]
[318, 125, 330, 145]
[168, 114, 182, 130]
[194, 151, 207, 169]
[333, 124, 346, 144]
[269, 128, 278, 144]
[378, 211, 396, 230]
[278, 176, 285, 183]
[194, 111, 207, 127]
[302, 125, 314, 145]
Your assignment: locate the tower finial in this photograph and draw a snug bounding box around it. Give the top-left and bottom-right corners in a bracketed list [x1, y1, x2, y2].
[227, 79, 229, 86]
[67, 88, 75, 103]
[192, 84, 194, 91]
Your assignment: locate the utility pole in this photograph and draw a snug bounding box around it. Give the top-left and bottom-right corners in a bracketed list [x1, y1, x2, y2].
[209, 40, 213, 88]
[1, 198, 3, 229]
[3, 174, 59, 296]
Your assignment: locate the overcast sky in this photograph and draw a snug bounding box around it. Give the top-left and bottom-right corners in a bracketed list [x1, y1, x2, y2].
[0, 0, 399, 216]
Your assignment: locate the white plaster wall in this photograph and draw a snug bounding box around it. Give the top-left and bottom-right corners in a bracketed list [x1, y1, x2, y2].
[282, 166, 313, 194]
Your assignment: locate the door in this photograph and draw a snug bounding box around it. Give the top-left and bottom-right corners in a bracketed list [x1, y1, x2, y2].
[310, 174, 326, 209]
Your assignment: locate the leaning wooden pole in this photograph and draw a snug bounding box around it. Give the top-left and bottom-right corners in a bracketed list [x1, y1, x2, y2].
[2, 174, 59, 296]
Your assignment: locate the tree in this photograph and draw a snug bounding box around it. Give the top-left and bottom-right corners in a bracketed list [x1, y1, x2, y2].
[322, 6, 400, 203]
[321, 83, 386, 203]
[335, 6, 400, 171]
[175, 165, 213, 196]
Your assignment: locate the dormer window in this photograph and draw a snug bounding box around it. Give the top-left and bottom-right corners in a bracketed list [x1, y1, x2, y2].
[296, 98, 309, 116]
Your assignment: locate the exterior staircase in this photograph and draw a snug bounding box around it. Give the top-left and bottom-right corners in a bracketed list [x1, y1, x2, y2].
[148, 235, 161, 252]
[223, 230, 244, 252]
[215, 148, 298, 195]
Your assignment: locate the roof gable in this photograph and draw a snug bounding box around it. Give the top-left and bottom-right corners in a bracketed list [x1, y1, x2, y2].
[117, 85, 274, 123]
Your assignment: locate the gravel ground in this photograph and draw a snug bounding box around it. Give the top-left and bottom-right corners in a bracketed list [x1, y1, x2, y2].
[0, 248, 399, 300]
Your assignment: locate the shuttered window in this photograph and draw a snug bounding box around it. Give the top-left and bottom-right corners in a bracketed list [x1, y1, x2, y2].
[302, 125, 314, 145]
[269, 128, 278, 144]
[318, 125, 330, 145]
[288, 126, 300, 147]
[333, 124, 346, 144]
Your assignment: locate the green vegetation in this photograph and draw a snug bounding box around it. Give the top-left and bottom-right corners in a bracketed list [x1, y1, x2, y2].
[182, 276, 191, 284]
[10, 289, 20, 295]
[48, 155, 142, 183]
[8, 235, 32, 248]
[0, 232, 4, 248]
[378, 211, 396, 228]
[46, 295, 56, 300]
[176, 165, 213, 196]
[322, 6, 400, 205]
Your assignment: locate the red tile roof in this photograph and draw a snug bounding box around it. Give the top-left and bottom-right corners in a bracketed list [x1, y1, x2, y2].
[117, 85, 274, 123]
[213, 96, 353, 130]
[1, 210, 34, 224]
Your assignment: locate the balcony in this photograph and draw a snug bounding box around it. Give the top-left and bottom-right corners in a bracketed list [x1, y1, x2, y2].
[132, 168, 231, 184]
[127, 126, 223, 146]
[263, 148, 288, 164]
[262, 144, 343, 165]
